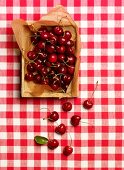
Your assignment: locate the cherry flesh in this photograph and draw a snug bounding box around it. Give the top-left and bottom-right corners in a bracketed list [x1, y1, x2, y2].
[63, 146, 73, 156]
[48, 111, 59, 122]
[55, 123, 66, 135]
[70, 115, 81, 127]
[47, 139, 59, 150]
[62, 102, 72, 111]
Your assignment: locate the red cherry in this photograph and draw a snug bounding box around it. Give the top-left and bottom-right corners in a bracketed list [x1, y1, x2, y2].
[48, 111, 59, 122]
[49, 34, 58, 45]
[70, 115, 81, 127]
[55, 123, 66, 135]
[40, 66, 48, 76]
[31, 33, 40, 45]
[61, 74, 72, 84]
[40, 32, 49, 40]
[83, 99, 93, 110]
[38, 52, 47, 60]
[67, 65, 75, 75]
[50, 83, 60, 91]
[27, 51, 36, 60]
[33, 74, 42, 84]
[83, 81, 98, 110]
[66, 40, 74, 47]
[66, 55, 76, 65]
[37, 41, 45, 50]
[66, 47, 74, 54]
[27, 63, 35, 72]
[58, 36, 67, 45]
[62, 102, 72, 111]
[56, 46, 65, 53]
[52, 26, 64, 35]
[33, 46, 41, 53]
[47, 139, 59, 150]
[58, 65, 67, 74]
[46, 44, 55, 53]
[41, 77, 49, 85]
[38, 26, 48, 33]
[58, 54, 65, 62]
[34, 63, 43, 71]
[48, 53, 57, 63]
[25, 73, 33, 81]
[63, 146, 73, 156]
[64, 31, 72, 40]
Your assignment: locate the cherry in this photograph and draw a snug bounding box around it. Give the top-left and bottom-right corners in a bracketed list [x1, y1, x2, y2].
[47, 139, 59, 150]
[33, 74, 42, 84]
[52, 62, 61, 70]
[83, 81, 98, 110]
[37, 41, 45, 50]
[40, 31, 49, 40]
[38, 52, 47, 60]
[38, 26, 48, 33]
[66, 47, 74, 54]
[46, 44, 55, 53]
[49, 34, 58, 45]
[56, 46, 65, 53]
[66, 40, 74, 47]
[64, 31, 72, 40]
[63, 146, 73, 156]
[52, 26, 63, 35]
[55, 123, 66, 135]
[40, 66, 48, 76]
[67, 65, 75, 75]
[58, 36, 67, 45]
[35, 58, 42, 65]
[66, 55, 76, 65]
[24, 73, 33, 81]
[70, 115, 81, 127]
[61, 74, 72, 84]
[62, 102, 72, 111]
[31, 33, 40, 45]
[48, 53, 57, 63]
[27, 63, 35, 72]
[27, 51, 36, 60]
[58, 54, 65, 62]
[50, 83, 60, 91]
[34, 63, 43, 71]
[58, 65, 67, 74]
[41, 77, 49, 85]
[33, 46, 41, 53]
[48, 111, 59, 122]
[45, 61, 52, 67]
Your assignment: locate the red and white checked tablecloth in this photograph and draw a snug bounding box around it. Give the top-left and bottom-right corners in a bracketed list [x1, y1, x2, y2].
[0, 0, 124, 169]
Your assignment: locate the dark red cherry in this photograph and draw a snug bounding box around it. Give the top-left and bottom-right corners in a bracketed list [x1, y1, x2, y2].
[46, 44, 55, 53]
[40, 66, 48, 76]
[45, 61, 52, 67]
[38, 26, 48, 33]
[31, 33, 40, 45]
[49, 34, 58, 45]
[35, 58, 42, 65]
[37, 41, 45, 50]
[58, 36, 67, 45]
[47, 139, 59, 150]
[27, 51, 36, 60]
[52, 62, 61, 70]
[58, 54, 65, 62]
[66, 47, 74, 54]
[38, 52, 47, 60]
[67, 65, 75, 75]
[55, 123, 66, 135]
[83, 99, 93, 110]
[40, 32, 49, 40]
[64, 31, 72, 40]
[61, 82, 69, 92]
[66, 40, 74, 47]
[66, 55, 76, 65]
[50, 83, 60, 91]
[61, 74, 72, 84]
[25, 73, 33, 81]
[33, 46, 41, 53]
[48, 111, 59, 122]
[27, 63, 35, 72]
[62, 102, 72, 111]
[70, 115, 81, 127]
[52, 26, 63, 35]
[33, 74, 42, 84]
[41, 77, 49, 85]
[34, 63, 43, 71]
[56, 46, 65, 53]
[63, 146, 73, 156]
[48, 53, 57, 63]
[58, 65, 67, 74]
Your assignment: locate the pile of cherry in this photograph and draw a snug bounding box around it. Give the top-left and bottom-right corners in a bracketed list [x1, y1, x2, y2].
[34, 101, 81, 156]
[25, 25, 76, 92]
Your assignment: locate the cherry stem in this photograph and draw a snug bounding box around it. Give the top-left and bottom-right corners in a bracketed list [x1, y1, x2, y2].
[80, 121, 94, 127]
[66, 129, 72, 147]
[63, 60, 75, 68]
[89, 81, 98, 101]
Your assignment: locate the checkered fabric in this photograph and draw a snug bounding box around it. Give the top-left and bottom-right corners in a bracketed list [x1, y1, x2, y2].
[0, 0, 124, 169]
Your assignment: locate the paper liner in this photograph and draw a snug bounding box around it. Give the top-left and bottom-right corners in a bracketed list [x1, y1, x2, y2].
[12, 5, 81, 98]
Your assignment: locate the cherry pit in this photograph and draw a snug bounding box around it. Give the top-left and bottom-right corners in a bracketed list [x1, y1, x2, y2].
[25, 26, 76, 93]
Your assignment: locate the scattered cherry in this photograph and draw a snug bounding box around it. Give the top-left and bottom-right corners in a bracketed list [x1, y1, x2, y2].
[70, 115, 81, 127]
[83, 81, 98, 110]
[55, 123, 66, 135]
[62, 102, 72, 111]
[47, 139, 59, 150]
[48, 111, 59, 122]
[63, 146, 73, 156]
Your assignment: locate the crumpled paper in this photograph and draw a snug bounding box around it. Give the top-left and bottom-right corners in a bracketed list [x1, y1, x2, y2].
[12, 5, 81, 98]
